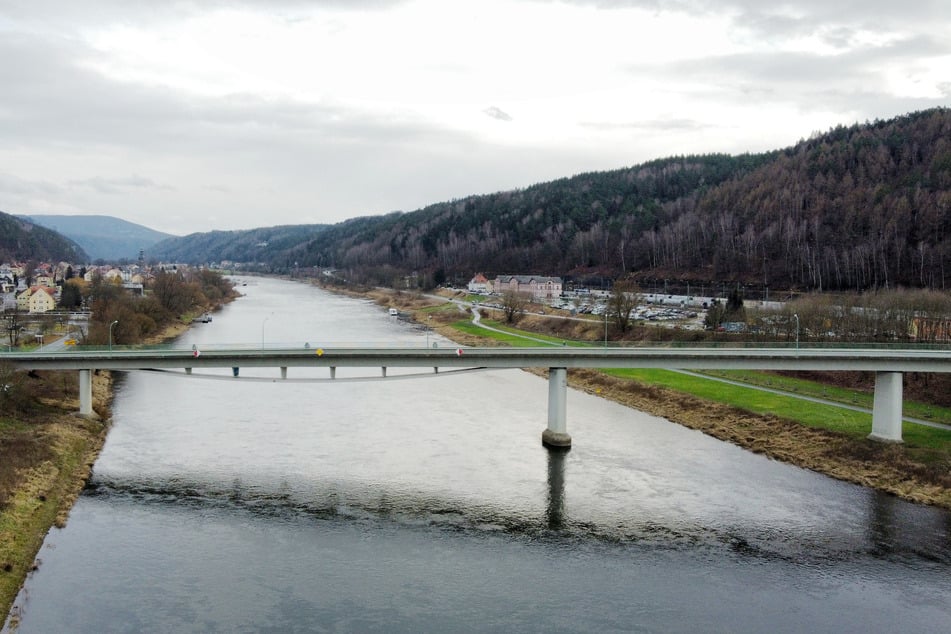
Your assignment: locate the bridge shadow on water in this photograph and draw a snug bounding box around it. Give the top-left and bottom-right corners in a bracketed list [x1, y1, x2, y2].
[81, 452, 951, 568]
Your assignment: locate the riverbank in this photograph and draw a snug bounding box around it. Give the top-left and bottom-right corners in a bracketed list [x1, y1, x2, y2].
[0, 371, 112, 627]
[1, 306, 229, 625]
[339, 284, 951, 510]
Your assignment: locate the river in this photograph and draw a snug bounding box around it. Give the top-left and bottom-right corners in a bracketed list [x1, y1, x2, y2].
[5, 277, 951, 633]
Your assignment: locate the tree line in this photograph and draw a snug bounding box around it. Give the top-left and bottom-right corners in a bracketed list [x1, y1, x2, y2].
[83, 269, 235, 346]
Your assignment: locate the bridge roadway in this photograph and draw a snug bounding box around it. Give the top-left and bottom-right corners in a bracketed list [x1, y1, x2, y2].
[4, 344, 951, 447]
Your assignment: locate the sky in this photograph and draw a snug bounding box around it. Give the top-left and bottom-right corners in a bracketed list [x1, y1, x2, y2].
[1, 1, 949, 236]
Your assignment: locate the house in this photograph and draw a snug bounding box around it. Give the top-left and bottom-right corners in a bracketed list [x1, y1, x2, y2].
[15, 287, 32, 311]
[18, 286, 57, 313]
[493, 275, 563, 300]
[467, 273, 491, 294]
[0, 268, 14, 294]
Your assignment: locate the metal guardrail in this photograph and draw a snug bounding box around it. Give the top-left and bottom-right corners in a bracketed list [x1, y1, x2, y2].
[4, 340, 951, 354]
[3, 343, 951, 374]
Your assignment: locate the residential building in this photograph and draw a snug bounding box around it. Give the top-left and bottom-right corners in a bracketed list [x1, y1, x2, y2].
[467, 273, 491, 294]
[18, 286, 57, 313]
[493, 275, 563, 300]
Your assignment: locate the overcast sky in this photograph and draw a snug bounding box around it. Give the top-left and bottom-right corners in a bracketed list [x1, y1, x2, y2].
[2, 1, 949, 236]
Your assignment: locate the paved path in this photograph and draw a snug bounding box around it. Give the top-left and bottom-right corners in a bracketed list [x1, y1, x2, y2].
[670, 369, 951, 432]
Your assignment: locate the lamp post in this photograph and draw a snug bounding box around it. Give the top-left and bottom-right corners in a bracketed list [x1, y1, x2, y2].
[603, 307, 608, 348]
[793, 313, 799, 350]
[109, 320, 119, 350]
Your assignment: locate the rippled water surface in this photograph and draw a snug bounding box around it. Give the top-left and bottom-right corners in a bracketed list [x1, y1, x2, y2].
[6, 277, 951, 633]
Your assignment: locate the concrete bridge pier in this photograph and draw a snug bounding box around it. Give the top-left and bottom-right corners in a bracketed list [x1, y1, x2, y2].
[869, 371, 903, 443]
[542, 367, 571, 450]
[78, 369, 93, 417]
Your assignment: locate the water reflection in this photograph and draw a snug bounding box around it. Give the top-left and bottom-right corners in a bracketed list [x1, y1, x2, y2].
[546, 449, 566, 529]
[868, 491, 898, 554]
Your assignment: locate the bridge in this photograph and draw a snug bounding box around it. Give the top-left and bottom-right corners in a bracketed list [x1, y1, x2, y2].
[4, 344, 951, 448]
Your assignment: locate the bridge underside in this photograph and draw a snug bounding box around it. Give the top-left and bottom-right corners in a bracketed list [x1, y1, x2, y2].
[73, 365, 908, 445]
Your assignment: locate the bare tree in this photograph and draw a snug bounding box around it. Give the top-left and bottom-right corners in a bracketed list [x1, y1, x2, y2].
[608, 280, 639, 333]
[3, 310, 23, 349]
[501, 290, 529, 324]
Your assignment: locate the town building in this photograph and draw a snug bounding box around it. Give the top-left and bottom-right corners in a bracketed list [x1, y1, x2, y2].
[493, 275, 563, 300]
[17, 286, 57, 313]
[467, 273, 491, 294]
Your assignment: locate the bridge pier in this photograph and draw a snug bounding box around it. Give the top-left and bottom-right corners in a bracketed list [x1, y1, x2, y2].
[869, 371, 903, 443]
[78, 369, 93, 417]
[542, 367, 571, 450]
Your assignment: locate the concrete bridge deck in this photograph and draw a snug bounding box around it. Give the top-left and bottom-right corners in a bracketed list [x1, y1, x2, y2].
[3, 343, 950, 447]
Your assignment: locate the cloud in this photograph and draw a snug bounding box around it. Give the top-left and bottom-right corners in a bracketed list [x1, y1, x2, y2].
[2, 0, 950, 235]
[0, 172, 63, 196]
[580, 118, 709, 132]
[68, 176, 174, 195]
[483, 106, 513, 122]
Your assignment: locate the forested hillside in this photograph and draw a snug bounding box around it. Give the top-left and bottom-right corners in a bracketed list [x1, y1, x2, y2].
[154, 108, 951, 292]
[150, 224, 329, 267]
[0, 211, 87, 263]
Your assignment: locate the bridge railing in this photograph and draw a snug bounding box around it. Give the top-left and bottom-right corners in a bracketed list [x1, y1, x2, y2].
[4, 340, 950, 355]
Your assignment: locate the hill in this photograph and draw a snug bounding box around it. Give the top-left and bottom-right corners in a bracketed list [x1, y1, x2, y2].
[150, 224, 330, 268]
[22, 214, 174, 262]
[0, 211, 88, 263]
[152, 107, 951, 292]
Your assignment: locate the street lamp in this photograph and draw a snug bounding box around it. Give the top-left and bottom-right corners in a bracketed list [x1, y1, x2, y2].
[793, 313, 799, 350]
[262, 314, 271, 348]
[109, 320, 119, 350]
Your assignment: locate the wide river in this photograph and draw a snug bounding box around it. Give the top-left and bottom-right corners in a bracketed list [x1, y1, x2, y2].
[5, 277, 951, 633]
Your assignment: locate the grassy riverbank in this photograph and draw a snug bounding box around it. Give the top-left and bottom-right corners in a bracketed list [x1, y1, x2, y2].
[1, 286, 235, 625]
[0, 371, 112, 626]
[345, 284, 951, 510]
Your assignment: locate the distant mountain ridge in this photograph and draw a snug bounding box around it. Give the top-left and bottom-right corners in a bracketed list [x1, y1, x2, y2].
[0, 210, 87, 263]
[21, 214, 174, 262]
